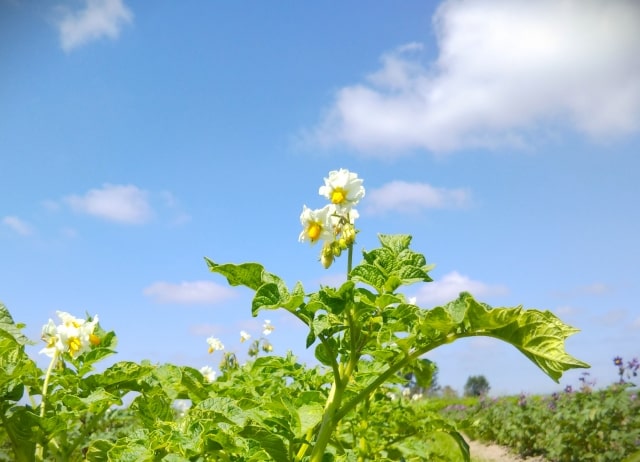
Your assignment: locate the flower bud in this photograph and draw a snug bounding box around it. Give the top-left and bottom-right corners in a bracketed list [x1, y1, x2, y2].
[343, 224, 357, 246]
[320, 243, 334, 269]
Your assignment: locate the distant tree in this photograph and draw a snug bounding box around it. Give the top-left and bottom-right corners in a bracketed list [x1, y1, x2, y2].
[464, 375, 490, 397]
[441, 385, 458, 399]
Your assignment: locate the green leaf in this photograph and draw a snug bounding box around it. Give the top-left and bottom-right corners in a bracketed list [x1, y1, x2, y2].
[206, 258, 306, 318]
[297, 403, 324, 437]
[420, 292, 590, 382]
[2, 407, 37, 462]
[0, 303, 33, 346]
[205, 259, 267, 290]
[315, 339, 337, 367]
[239, 426, 288, 461]
[350, 234, 433, 294]
[410, 358, 436, 388]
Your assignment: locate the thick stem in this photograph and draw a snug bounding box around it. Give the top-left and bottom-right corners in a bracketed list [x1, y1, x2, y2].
[309, 350, 359, 461]
[35, 354, 58, 461]
[309, 243, 357, 461]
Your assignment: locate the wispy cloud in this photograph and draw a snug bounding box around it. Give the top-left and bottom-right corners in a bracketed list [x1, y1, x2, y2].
[578, 282, 611, 295]
[143, 281, 237, 305]
[594, 308, 628, 327]
[2, 216, 33, 236]
[309, 0, 640, 155]
[413, 271, 508, 306]
[553, 305, 582, 318]
[65, 183, 152, 224]
[552, 281, 613, 298]
[56, 0, 133, 52]
[366, 181, 470, 215]
[189, 323, 226, 336]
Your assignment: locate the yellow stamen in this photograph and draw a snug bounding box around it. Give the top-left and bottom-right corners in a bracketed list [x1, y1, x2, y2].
[331, 188, 346, 204]
[90, 333, 101, 346]
[308, 223, 322, 242]
[68, 337, 82, 355]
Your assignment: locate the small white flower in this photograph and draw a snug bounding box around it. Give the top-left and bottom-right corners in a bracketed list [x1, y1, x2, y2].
[318, 169, 365, 211]
[239, 330, 251, 343]
[199, 365, 217, 383]
[298, 204, 336, 244]
[262, 320, 274, 336]
[206, 336, 224, 353]
[411, 393, 423, 401]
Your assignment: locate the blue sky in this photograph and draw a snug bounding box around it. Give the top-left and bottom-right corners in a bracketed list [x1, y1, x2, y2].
[1, 0, 639, 396]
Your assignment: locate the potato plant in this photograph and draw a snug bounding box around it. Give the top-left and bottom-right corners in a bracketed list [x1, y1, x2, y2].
[0, 169, 589, 461]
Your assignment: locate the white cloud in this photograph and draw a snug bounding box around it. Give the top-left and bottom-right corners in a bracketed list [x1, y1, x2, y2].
[595, 308, 628, 327]
[143, 280, 236, 305]
[310, 0, 640, 155]
[189, 323, 225, 336]
[65, 183, 152, 224]
[56, 0, 133, 52]
[2, 216, 33, 236]
[413, 271, 508, 306]
[366, 181, 469, 215]
[554, 305, 581, 317]
[579, 282, 611, 295]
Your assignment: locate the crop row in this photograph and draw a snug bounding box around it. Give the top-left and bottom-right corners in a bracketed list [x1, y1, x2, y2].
[441, 382, 640, 462]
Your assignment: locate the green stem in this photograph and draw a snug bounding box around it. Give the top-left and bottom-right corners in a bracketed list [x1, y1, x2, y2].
[335, 341, 447, 422]
[308, 243, 360, 461]
[35, 354, 58, 461]
[309, 350, 358, 462]
[294, 427, 315, 461]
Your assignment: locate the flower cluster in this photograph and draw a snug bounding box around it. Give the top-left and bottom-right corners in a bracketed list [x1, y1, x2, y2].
[39, 311, 100, 361]
[299, 169, 365, 268]
[246, 319, 275, 357]
[201, 320, 276, 382]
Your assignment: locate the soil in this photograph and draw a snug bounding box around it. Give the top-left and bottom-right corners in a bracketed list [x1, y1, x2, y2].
[467, 438, 547, 462]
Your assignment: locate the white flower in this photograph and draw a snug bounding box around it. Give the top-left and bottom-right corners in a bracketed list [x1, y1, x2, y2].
[318, 169, 365, 211]
[39, 311, 99, 359]
[39, 319, 62, 358]
[199, 365, 217, 383]
[206, 336, 224, 353]
[298, 204, 336, 244]
[411, 393, 423, 401]
[239, 330, 251, 343]
[262, 320, 274, 336]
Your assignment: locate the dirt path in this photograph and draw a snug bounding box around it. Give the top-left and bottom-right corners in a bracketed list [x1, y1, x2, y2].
[467, 438, 546, 462]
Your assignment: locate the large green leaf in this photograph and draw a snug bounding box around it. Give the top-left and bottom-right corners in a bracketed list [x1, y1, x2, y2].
[420, 292, 589, 382]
